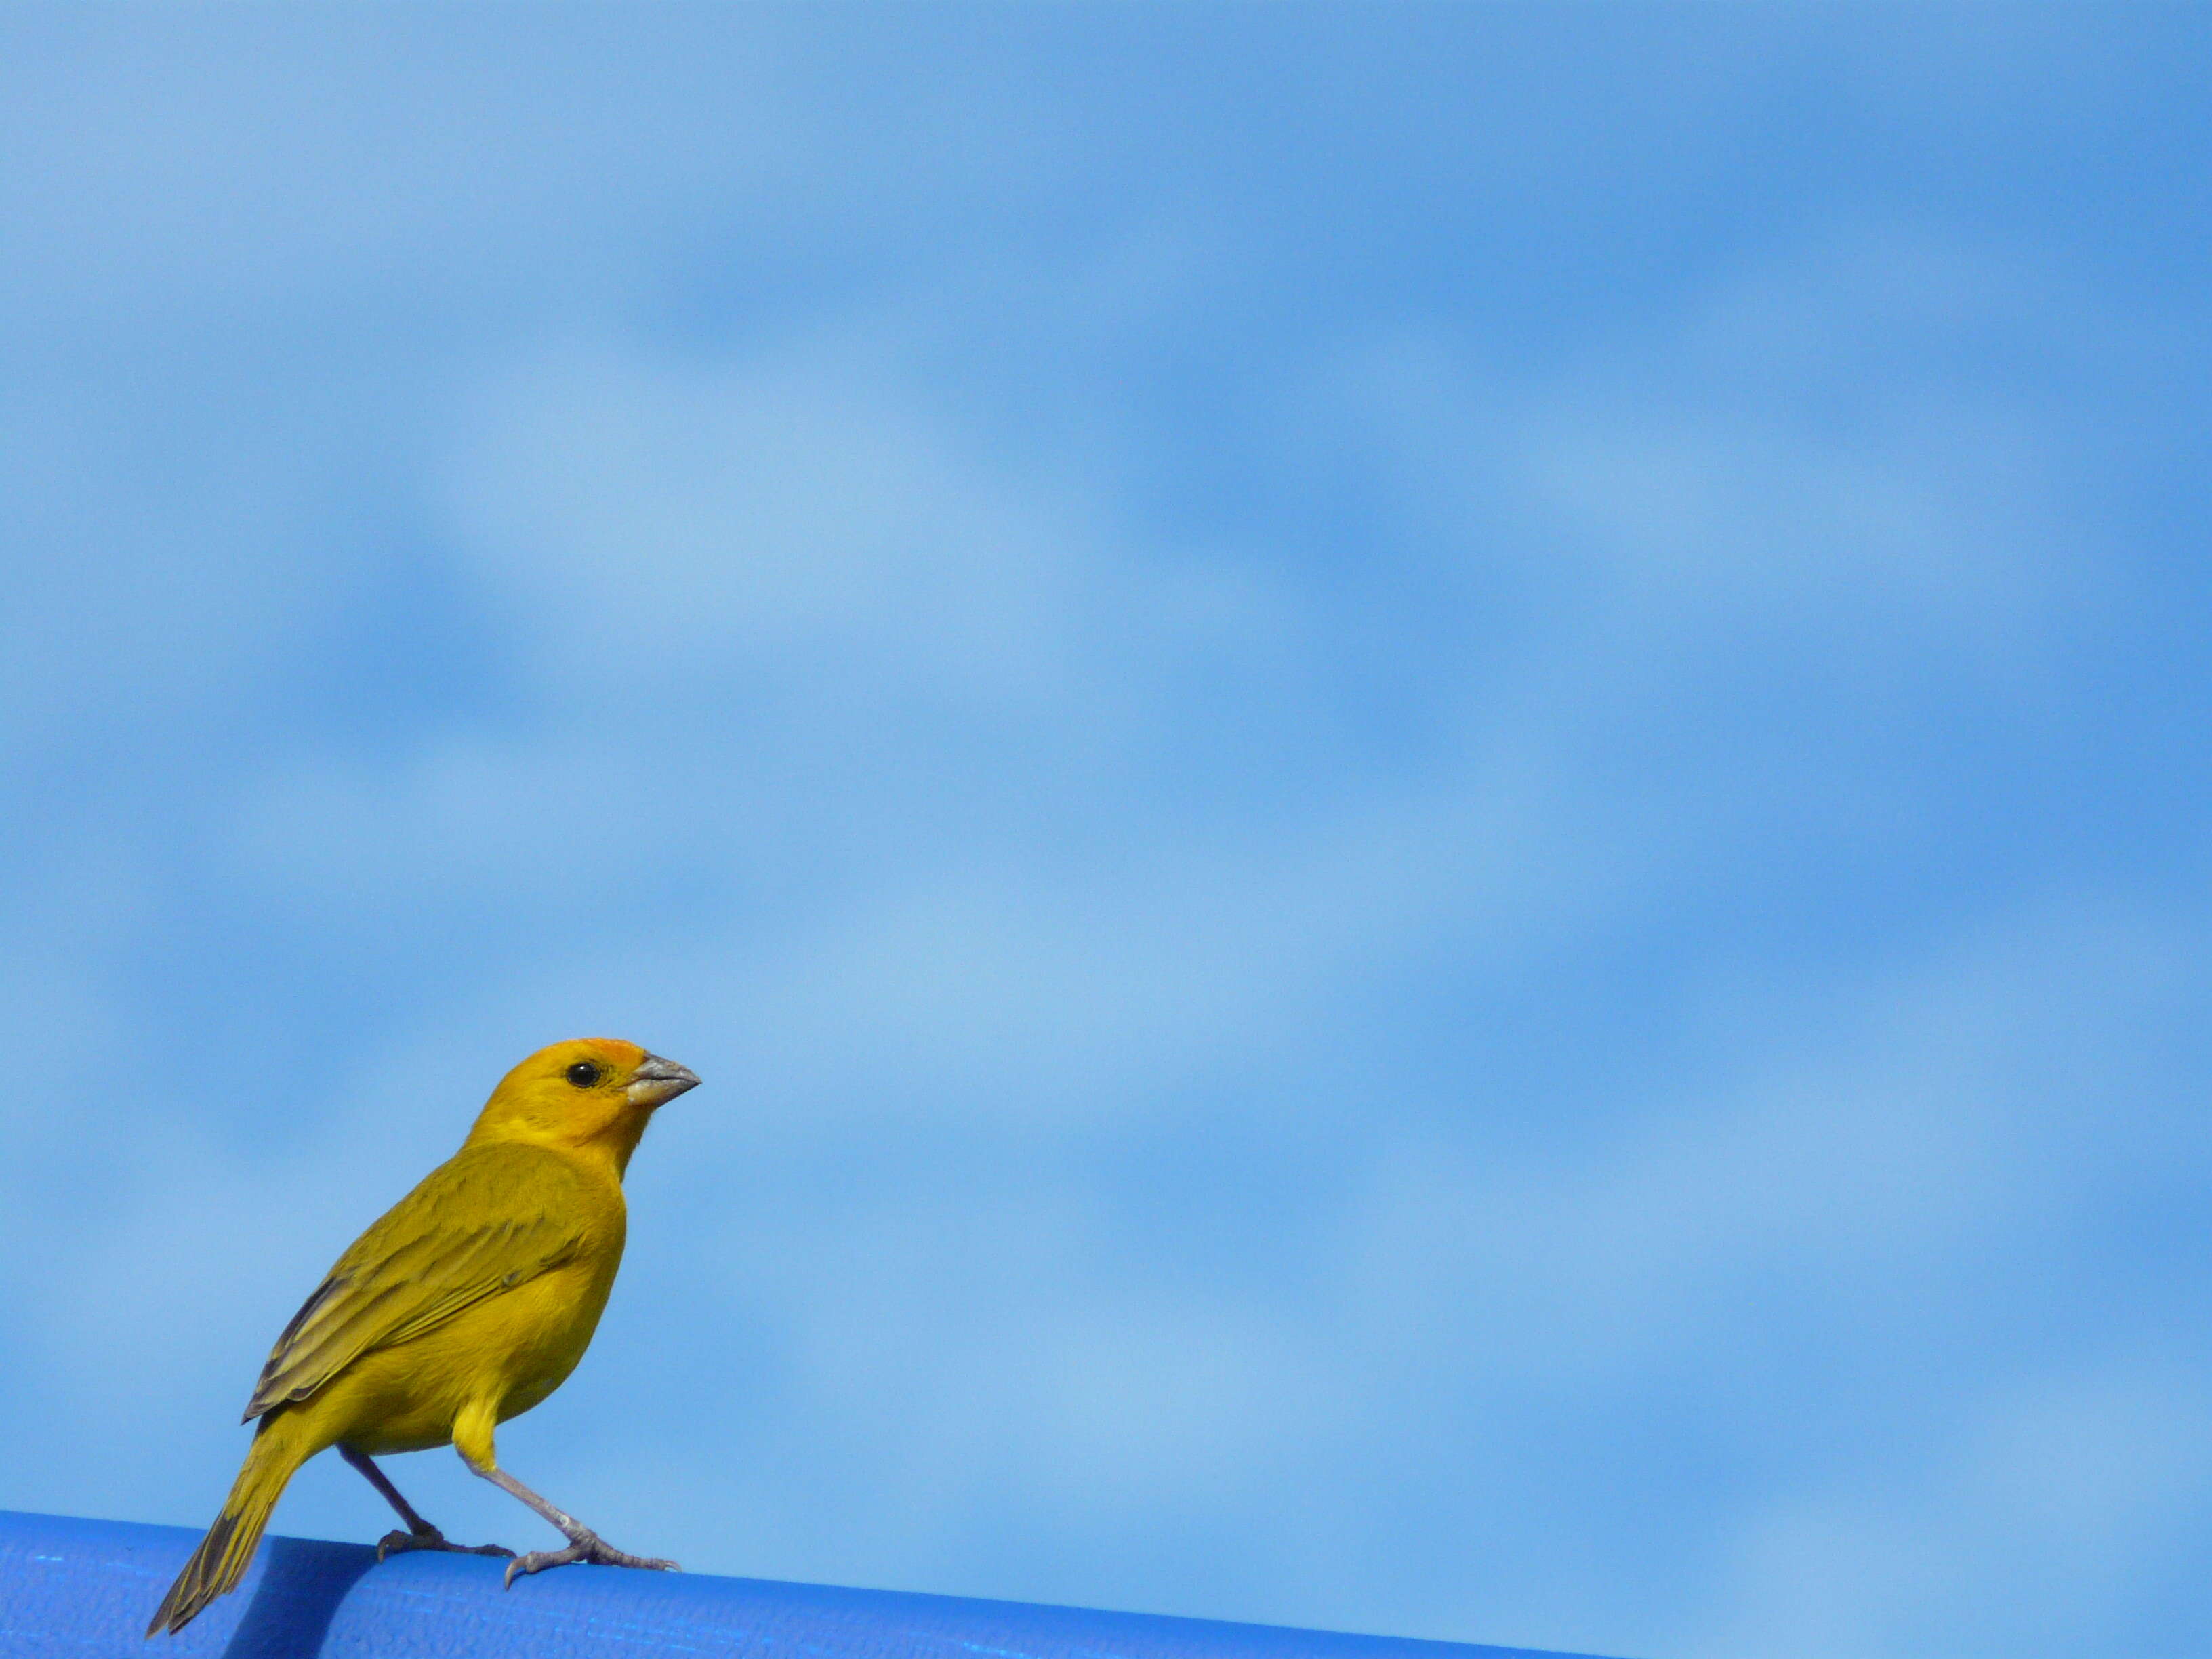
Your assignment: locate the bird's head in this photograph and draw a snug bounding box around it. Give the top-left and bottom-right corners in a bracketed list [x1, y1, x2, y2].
[466, 1038, 700, 1172]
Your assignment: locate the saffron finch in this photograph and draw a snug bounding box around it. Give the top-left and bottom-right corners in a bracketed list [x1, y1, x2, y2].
[148, 1038, 701, 1637]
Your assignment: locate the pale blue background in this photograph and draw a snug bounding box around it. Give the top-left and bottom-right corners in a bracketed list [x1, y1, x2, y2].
[3, 9, 2209, 1658]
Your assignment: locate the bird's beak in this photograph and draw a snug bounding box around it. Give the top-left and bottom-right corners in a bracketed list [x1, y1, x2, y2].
[628, 1053, 701, 1109]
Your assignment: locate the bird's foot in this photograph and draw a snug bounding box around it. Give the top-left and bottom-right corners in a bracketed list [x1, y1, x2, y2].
[377, 1525, 518, 1563]
[502, 1528, 679, 1588]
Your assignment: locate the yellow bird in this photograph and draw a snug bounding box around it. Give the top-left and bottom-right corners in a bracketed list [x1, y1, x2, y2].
[148, 1038, 700, 1637]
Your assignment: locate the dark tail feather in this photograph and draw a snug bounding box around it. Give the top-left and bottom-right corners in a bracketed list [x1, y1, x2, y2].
[146, 1417, 308, 1637]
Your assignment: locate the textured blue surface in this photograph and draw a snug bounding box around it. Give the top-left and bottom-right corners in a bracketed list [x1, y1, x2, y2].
[0, 1511, 1616, 1659]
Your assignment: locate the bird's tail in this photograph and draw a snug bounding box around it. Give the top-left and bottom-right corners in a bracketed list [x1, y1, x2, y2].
[146, 1412, 315, 1637]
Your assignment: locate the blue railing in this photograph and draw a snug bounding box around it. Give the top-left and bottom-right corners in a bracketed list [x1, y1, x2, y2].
[0, 1509, 1618, 1659]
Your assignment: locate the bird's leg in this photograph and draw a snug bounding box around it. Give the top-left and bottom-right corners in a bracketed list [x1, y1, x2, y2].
[342, 1446, 516, 1561]
[459, 1456, 678, 1588]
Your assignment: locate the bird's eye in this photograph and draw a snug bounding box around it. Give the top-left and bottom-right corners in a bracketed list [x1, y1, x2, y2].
[566, 1061, 603, 1088]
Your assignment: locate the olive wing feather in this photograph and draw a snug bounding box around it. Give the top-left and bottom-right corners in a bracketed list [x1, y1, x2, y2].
[243, 1143, 594, 1421]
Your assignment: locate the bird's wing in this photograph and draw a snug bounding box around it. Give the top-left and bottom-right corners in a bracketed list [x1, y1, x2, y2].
[243, 1141, 595, 1421]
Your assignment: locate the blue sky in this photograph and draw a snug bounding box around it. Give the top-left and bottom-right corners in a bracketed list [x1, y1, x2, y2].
[2, 8, 2209, 1658]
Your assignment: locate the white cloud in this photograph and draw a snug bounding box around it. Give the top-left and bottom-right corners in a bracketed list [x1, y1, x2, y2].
[447, 342, 1103, 702]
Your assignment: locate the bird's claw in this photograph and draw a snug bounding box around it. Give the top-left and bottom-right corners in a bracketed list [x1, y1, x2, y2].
[501, 1530, 679, 1588]
[377, 1525, 518, 1563]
